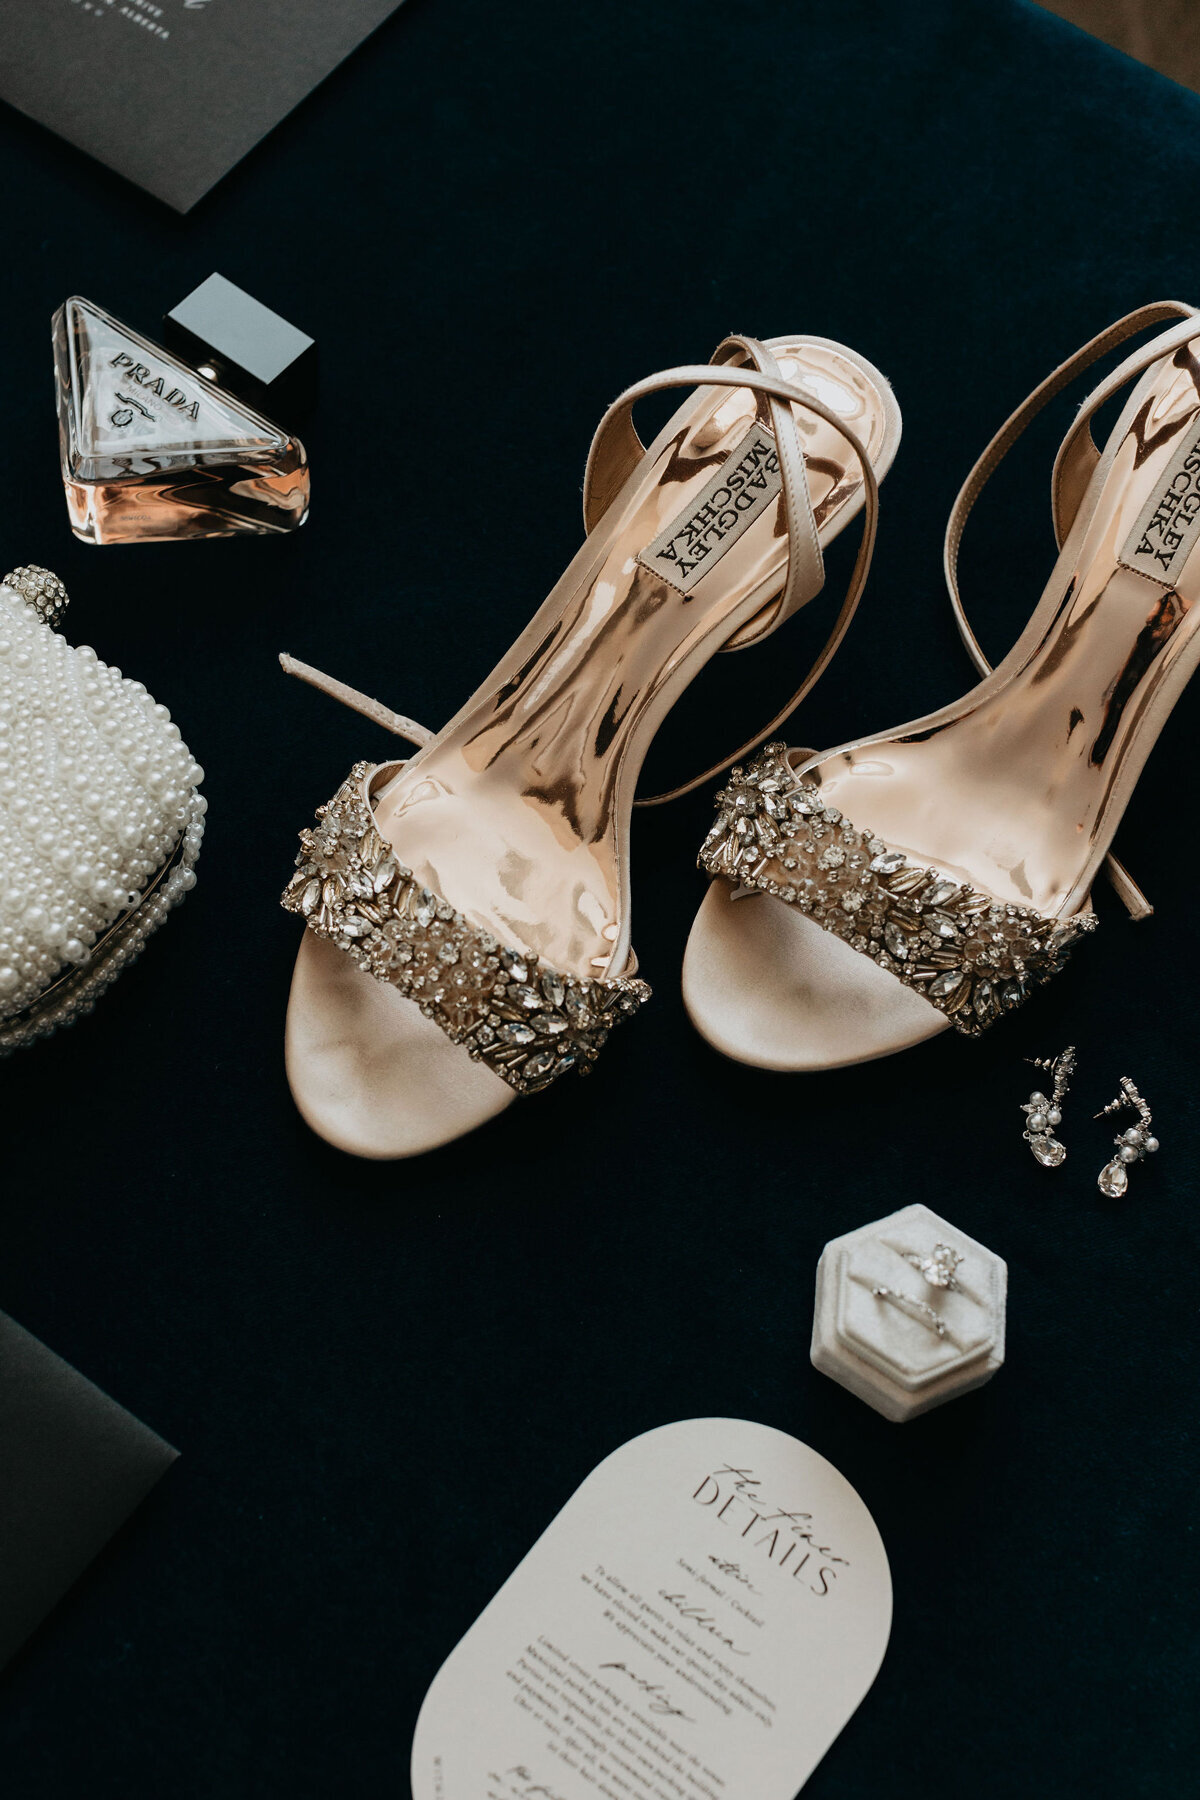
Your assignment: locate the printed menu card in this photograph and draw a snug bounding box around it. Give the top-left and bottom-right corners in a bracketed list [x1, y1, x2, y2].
[412, 1419, 891, 1799]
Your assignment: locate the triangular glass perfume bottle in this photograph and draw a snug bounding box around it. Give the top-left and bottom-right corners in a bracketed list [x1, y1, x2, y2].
[52, 297, 309, 543]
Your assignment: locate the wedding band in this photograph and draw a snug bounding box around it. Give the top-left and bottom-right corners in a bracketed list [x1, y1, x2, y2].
[872, 1284, 947, 1337]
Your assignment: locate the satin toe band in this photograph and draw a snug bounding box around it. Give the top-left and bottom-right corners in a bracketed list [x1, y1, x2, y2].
[698, 745, 1097, 1035]
[282, 763, 651, 1094]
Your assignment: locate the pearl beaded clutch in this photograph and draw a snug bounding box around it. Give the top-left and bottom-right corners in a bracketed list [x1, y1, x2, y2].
[0, 566, 205, 1053]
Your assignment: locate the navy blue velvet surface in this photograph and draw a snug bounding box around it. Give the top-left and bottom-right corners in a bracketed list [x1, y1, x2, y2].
[1, 1, 1197, 1792]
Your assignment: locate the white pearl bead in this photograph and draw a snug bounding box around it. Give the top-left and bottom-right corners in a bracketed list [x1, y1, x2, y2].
[0, 596, 203, 1042]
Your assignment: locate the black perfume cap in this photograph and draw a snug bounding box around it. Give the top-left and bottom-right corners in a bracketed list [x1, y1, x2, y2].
[163, 273, 316, 420]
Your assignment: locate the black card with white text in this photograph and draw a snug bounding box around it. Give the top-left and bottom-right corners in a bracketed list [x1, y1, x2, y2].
[0, 0, 407, 212]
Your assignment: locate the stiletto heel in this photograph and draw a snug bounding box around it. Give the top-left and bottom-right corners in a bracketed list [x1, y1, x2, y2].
[281, 334, 900, 1153]
[683, 302, 1199, 1070]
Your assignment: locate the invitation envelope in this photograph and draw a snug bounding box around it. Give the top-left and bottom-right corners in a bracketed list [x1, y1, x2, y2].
[0, 1309, 177, 1668]
[0, 0, 407, 212]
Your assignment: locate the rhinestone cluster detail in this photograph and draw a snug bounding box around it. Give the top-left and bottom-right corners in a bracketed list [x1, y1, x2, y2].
[5, 565, 69, 629]
[698, 744, 1098, 1035]
[1096, 1077, 1159, 1198]
[282, 763, 652, 1095]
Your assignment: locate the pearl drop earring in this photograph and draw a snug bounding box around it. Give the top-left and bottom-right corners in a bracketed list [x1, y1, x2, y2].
[1020, 1046, 1075, 1167]
[1094, 1079, 1159, 1197]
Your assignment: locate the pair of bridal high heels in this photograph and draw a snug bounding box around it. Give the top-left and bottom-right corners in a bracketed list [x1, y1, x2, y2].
[281, 303, 1199, 1158]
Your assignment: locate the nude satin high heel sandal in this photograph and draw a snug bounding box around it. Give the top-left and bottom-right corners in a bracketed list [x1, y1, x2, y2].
[281, 334, 901, 1155]
[683, 302, 1200, 1071]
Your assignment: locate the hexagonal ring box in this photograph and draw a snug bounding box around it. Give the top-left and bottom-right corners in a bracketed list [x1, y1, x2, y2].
[812, 1203, 1007, 1421]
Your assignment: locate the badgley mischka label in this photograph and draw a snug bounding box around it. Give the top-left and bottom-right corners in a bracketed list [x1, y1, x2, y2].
[1120, 418, 1200, 584]
[638, 425, 782, 594]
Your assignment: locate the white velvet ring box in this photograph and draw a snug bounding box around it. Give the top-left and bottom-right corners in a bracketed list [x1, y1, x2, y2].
[811, 1202, 1007, 1422]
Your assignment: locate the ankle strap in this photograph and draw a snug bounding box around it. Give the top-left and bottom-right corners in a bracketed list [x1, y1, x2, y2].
[585, 336, 826, 645]
[278, 654, 434, 749]
[944, 301, 1199, 660]
[584, 335, 880, 805]
[943, 300, 1200, 920]
[282, 340, 883, 809]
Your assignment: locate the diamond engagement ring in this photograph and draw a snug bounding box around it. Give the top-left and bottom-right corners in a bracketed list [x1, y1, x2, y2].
[904, 1242, 963, 1290]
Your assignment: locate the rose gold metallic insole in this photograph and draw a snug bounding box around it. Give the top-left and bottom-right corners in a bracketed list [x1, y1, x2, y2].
[287, 339, 898, 1154]
[685, 347, 1200, 1070]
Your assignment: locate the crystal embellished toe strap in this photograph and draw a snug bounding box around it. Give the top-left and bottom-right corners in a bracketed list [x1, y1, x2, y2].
[698, 745, 1098, 1034]
[282, 763, 651, 1094]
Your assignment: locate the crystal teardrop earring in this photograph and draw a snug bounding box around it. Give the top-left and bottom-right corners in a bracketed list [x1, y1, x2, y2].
[1094, 1079, 1159, 1197]
[1021, 1046, 1076, 1167]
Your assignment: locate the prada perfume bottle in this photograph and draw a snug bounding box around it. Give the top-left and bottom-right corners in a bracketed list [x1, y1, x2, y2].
[52, 276, 312, 545]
